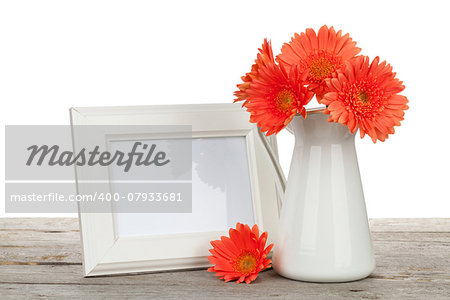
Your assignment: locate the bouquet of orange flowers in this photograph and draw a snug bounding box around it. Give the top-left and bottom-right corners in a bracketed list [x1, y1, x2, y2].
[208, 26, 409, 286]
[234, 25, 409, 143]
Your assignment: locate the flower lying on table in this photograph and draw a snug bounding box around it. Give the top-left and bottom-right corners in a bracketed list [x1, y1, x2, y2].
[207, 223, 273, 284]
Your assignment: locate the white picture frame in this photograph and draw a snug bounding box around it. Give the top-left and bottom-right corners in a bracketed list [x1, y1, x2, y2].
[70, 103, 280, 277]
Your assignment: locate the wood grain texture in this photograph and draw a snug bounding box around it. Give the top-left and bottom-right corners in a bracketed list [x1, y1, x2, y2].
[0, 218, 449, 299]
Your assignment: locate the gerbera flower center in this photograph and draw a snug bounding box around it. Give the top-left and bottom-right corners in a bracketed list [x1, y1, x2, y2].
[359, 91, 370, 104]
[233, 251, 258, 274]
[342, 80, 386, 118]
[274, 89, 296, 113]
[309, 57, 334, 79]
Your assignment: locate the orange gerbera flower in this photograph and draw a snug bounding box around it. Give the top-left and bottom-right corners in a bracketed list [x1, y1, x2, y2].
[277, 25, 361, 100]
[234, 39, 274, 106]
[207, 223, 273, 284]
[321, 56, 409, 143]
[234, 39, 313, 135]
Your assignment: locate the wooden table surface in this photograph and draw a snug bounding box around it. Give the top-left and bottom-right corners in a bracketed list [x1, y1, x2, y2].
[0, 218, 449, 299]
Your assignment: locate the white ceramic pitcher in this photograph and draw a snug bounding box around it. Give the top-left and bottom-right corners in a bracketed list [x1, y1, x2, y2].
[257, 108, 375, 282]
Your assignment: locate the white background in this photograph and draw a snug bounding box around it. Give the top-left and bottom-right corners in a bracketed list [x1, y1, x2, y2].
[1, 0, 449, 218]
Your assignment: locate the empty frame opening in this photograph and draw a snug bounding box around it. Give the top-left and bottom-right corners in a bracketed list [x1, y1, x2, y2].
[109, 136, 255, 237]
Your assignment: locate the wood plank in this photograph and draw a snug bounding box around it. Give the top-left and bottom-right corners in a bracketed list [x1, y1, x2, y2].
[2, 217, 449, 232]
[1, 233, 448, 265]
[2, 219, 449, 265]
[0, 218, 79, 231]
[0, 261, 448, 285]
[0, 218, 81, 265]
[1, 237, 449, 281]
[369, 218, 450, 232]
[0, 270, 449, 299]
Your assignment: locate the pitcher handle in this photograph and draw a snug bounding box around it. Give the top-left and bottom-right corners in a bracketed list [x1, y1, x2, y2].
[256, 127, 288, 201]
